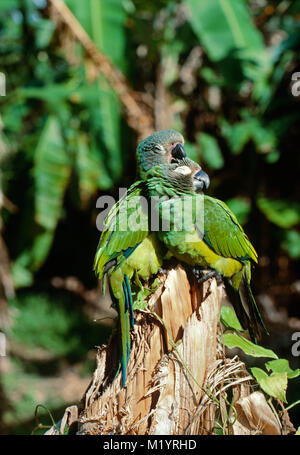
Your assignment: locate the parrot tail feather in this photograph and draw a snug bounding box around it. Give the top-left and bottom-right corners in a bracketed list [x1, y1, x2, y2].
[223, 278, 253, 337]
[223, 274, 268, 344]
[119, 292, 128, 387]
[239, 272, 269, 338]
[124, 274, 134, 327]
[109, 276, 134, 388]
[119, 278, 133, 387]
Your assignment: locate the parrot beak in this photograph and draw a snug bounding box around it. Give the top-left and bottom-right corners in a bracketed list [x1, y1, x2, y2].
[171, 143, 186, 162]
[193, 169, 210, 191]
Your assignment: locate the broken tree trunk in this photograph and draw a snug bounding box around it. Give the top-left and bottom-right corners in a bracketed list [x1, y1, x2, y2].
[48, 264, 290, 435]
[79, 265, 224, 435]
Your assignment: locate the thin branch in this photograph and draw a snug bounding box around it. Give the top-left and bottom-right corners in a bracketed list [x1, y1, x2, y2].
[48, 0, 154, 138]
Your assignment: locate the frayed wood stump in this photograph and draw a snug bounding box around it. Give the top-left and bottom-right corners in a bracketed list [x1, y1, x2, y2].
[78, 265, 223, 435]
[48, 264, 291, 435]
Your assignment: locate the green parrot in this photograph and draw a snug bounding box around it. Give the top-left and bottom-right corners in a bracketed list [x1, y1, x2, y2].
[95, 128, 266, 387]
[143, 158, 267, 342]
[94, 130, 192, 386]
[94, 181, 159, 387]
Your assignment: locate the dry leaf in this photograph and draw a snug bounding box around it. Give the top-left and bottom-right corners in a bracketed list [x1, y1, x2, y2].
[233, 391, 281, 435]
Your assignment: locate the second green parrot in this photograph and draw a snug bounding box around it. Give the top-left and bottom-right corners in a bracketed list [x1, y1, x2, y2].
[143, 158, 267, 342]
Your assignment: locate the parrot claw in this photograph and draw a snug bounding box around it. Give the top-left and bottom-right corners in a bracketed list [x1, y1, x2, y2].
[191, 266, 202, 281]
[192, 267, 223, 286]
[215, 272, 223, 286]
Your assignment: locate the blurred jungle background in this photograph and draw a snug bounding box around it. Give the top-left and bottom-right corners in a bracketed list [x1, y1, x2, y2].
[0, 0, 300, 434]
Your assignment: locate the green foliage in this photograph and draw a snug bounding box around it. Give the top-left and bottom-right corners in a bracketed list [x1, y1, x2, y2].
[2, 363, 64, 430]
[196, 132, 224, 170]
[8, 293, 78, 356]
[257, 197, 300, 229]
[185, 0, 264, 63]
[1, 0, 300, 286]
[1, 0, 127, 285]
[282, 230, 300, 259]
[221, 305, 299, 405]
[66, 0, 126, 181]
[34, 115, 71, 244]
[76, 133, 113, 205]
[220, 114, 278, 155]
[220, 305, 243, 332]
[251, 367, 288, 403]
[132, 278, 160, 310]
[222, 332, 278, 359]
[265, 359, 300, 380]
[7, 291, 108, 358]
[221, 304, 277, 358]
[1, 0, 300, 433]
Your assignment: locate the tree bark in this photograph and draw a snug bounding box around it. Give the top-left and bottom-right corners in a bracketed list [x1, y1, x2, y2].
[79, 265, 225, 435]
[47, 264, 291, 435]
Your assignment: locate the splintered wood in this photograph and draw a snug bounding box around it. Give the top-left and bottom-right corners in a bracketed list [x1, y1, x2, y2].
[46, 264, 290, 435]
[77, 265, 225, 434]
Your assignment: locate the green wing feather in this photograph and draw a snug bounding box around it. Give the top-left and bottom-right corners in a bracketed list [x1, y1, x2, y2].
[94, 180, 149, 279]
[200, 196, 265, 340]
[202, 196, 257, 264]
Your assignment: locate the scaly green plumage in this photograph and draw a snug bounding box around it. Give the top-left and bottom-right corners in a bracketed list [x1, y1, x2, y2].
[94, 130, 186, 387]
[95, 128, 266, 388]
[94, 180, 164, 386]
[145, 161, 267, 341]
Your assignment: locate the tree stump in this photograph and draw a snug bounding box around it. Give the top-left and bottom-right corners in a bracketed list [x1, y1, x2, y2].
[47, 264, 290, 435]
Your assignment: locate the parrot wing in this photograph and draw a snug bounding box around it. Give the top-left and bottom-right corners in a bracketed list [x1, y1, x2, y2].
[94, 180, 150, 388]
[94, 180, 150, 279]
[200, 195, 258, 264]
[198, 196, 265, 342]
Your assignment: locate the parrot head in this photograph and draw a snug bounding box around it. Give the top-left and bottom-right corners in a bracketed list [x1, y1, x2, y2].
[137, 129, 186, 179]
[147, 156, 210, 194]
[167, 157, 210, 193]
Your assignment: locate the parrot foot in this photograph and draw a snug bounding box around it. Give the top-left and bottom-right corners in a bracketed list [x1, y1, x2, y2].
[192, 268, 223, 286]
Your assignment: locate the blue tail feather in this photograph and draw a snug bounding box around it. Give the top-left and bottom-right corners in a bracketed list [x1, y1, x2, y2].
[122, 279, 131, 367]
[122, 279, 129, 312]
[121, 359, 126, 388]
[124, 274, 134, 328]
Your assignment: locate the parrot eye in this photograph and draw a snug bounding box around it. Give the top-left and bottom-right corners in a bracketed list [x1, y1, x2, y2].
[171, 143, 186, 162]
[174, 166, 191, 176]
[154, 144, 165, 154]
